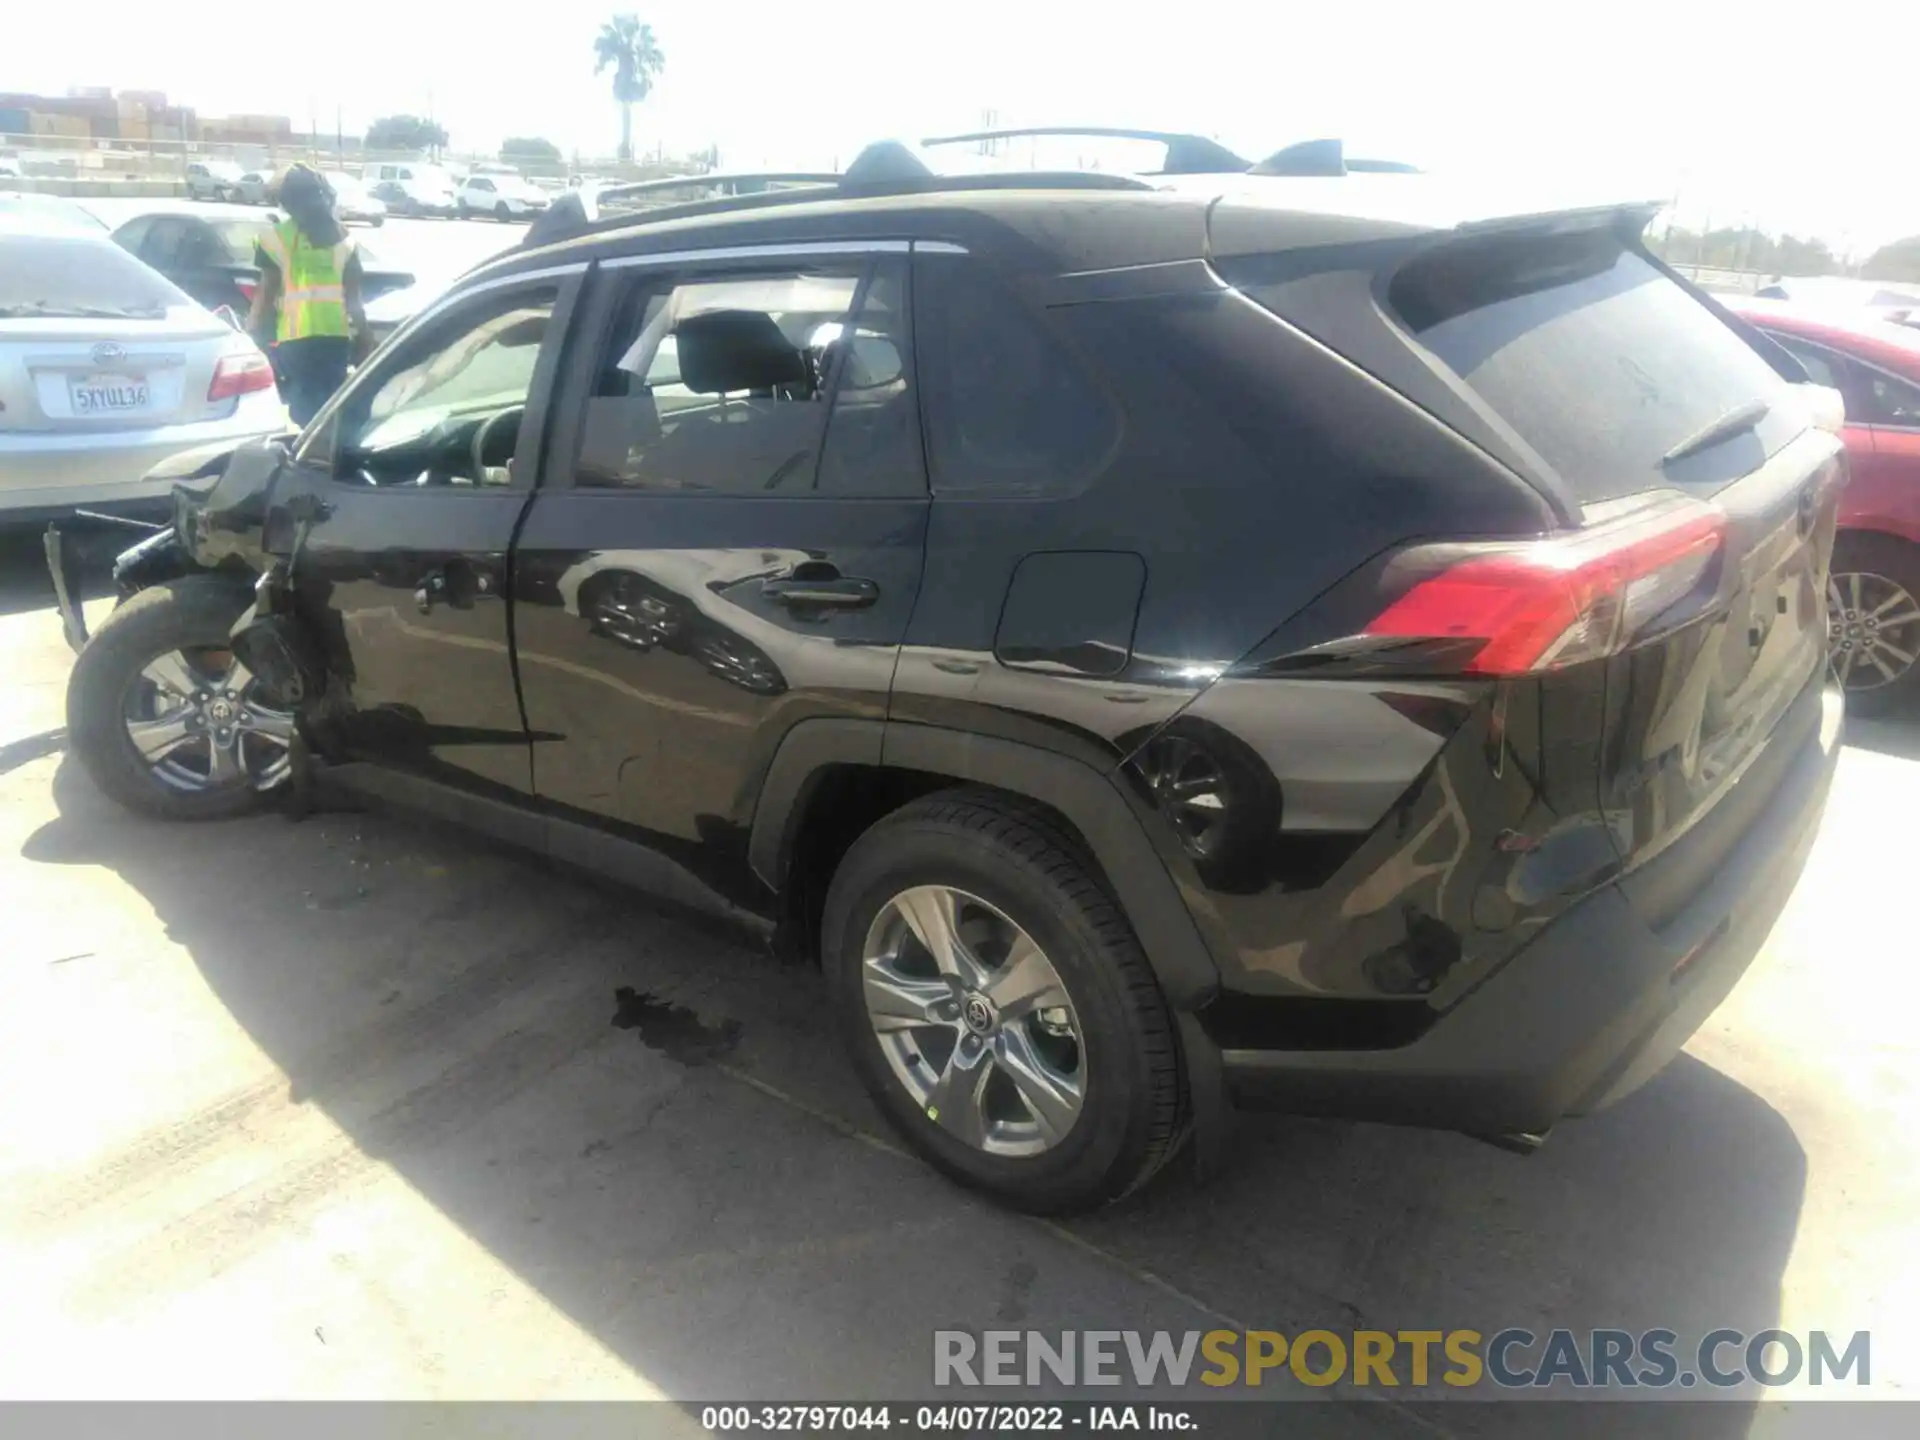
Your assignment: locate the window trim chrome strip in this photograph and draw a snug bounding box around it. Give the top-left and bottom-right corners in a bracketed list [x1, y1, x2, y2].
[601, 239, 912, 271]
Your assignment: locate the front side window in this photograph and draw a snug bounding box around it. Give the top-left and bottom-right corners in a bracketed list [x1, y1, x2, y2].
[329, 285, 558, 488]
[575, 261, 871, 493]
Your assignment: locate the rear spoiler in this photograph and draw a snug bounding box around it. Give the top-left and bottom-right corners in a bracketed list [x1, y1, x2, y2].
[590, 172, 841, 205]
[1249, 138, 1422, 176]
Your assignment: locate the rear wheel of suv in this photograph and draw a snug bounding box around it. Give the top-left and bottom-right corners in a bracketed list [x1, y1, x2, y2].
[1828, 531, 1920, 716]
[821, 791, 1186, 1213]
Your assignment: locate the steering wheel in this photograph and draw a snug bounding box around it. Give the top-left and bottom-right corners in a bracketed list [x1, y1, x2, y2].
[469, 406, 523, 484]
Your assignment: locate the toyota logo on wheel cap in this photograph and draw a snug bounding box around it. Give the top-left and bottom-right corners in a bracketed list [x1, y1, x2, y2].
[962, 995, 995, 1034]
[91, 341, 127, 364]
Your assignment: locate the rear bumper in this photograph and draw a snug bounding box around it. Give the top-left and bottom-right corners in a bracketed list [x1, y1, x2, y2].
[1219, 683, 1844, 1134]
[0, 399, 285, 521]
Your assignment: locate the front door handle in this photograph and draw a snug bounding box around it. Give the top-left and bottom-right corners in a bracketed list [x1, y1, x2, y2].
[762, 574, 879, 609]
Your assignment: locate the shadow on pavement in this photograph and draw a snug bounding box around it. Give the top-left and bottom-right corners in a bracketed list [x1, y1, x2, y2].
[0, 523, 128, 621]
[18, 753, 1800, 1429]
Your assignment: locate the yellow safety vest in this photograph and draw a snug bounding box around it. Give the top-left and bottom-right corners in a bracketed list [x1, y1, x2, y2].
[259, 220, 352, 342]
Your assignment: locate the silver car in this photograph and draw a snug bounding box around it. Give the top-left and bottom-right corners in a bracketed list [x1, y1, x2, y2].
[0, 214, 287, 523]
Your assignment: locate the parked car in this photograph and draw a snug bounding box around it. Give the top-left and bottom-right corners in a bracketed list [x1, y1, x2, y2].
[234, 170, 275, 205]
[108, 202, 415, 317]
[1721, 294, 1920, 711]
[321, 172, 387, 226]
[362, 162, 458, 217]
[184, 160, 247, 202]
[1752, 275, 1920, 315]
[50, 147, 1845, 1214]
[456, 173, 550, 222]
[0, 213, 283, 524]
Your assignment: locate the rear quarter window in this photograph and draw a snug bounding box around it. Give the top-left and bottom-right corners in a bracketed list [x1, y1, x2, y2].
[915, 257, 1120, 497]
[1389, 230, 1793, 500]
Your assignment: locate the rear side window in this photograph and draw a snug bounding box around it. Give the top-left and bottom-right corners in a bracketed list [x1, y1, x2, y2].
[1762, 332, 1849, 392]
[1390, 231, 1790, 499]
[915, 258, 1119, 496]
[575, 262, 865, 493]
[0, 232, 189, 318]
[1857, 367, 1920, 428]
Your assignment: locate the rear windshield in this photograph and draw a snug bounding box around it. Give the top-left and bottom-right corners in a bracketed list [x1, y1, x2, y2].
[210, 218, 271, 265]
[0, 231, 191, 319]
[1390, 230, 1790, 500]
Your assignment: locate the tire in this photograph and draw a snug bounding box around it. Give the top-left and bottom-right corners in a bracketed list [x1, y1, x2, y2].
[822, 790, 1186, 1213]
[494, 201, 511, 223]
[1828, 531, 1920, 717]
[66, 576, 292, 821]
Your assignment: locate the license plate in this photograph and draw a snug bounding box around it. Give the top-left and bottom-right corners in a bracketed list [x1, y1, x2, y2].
[70, 374, 150, 414]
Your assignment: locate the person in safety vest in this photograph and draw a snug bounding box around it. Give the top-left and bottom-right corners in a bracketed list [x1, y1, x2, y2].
[245, 164, 370, 424]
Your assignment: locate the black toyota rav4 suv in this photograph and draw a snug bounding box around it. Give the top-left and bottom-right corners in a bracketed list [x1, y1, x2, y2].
[54, 145, 1847, 1214]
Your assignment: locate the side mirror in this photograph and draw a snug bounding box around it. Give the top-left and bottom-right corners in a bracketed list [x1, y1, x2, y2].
[849, 336, 903, 388]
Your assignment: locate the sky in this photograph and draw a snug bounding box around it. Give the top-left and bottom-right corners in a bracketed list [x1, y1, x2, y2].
[6, 0, 1916, 256]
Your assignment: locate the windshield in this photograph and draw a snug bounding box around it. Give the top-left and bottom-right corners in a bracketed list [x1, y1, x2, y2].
[0, 230, 193, 319]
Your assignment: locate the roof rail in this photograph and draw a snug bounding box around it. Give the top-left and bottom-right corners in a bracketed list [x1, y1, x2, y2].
[520, 140, 1155, 250]
[920, 125, 1252, 176]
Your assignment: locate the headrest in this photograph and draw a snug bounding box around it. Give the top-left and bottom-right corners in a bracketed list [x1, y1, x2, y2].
[675, 309, 809, 394]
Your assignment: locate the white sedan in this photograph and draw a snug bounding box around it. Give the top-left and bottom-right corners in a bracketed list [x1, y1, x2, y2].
[456, 174, 551, 222]
[0, 213, 286, 523]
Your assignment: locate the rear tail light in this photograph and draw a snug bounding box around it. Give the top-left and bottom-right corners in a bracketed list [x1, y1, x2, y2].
[1354, 497, 1727, 677]
[208, 351, 275, 403]
[234, 279, 257, 303]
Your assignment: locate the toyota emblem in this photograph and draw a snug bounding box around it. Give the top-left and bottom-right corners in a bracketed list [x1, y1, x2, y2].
[90, 341, 127, 365]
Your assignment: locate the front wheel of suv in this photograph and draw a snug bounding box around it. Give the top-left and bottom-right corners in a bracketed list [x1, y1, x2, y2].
[822, 792, 1186, 1213]
[66, 577, 295, 820]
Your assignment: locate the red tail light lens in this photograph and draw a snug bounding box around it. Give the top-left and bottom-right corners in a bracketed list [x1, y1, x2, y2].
[1362, 497, 1726, 676]
[208, 351, 276, 403]
[235, 279, 257, 303]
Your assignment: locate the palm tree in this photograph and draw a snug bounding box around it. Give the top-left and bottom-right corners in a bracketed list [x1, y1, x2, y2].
[593, 14, 666, 163]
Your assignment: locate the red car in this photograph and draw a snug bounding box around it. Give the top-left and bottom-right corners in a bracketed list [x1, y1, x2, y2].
[1721, 295, 1920, 712]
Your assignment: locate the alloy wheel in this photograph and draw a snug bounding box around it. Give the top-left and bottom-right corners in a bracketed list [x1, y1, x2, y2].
[1827, 569, 1920, 692]
[123, 647, 294, 793]
[1145, 733, 1230, 861]
[861, 885, 1085, 1157]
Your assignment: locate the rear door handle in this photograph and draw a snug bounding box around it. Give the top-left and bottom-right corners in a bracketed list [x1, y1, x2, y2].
[762, 575, 880, 609]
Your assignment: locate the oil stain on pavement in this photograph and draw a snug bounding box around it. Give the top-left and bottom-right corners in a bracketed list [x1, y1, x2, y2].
[611, 986, 742, 1065]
